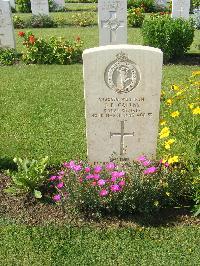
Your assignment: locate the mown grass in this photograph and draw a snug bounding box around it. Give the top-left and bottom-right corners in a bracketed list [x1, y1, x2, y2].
[0, 222, 200, 265]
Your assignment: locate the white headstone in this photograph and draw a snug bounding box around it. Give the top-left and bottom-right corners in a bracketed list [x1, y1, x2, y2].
[155, 0, 167, 8]
[98, 0, 127, 46]
[31, 0, 49, 15]
[172, 0, 190, 19]
[83, 45, 163, 163]
[0, 0, 15, 49]
[9, 0, 15, 9]
[54, 0, 65, 10]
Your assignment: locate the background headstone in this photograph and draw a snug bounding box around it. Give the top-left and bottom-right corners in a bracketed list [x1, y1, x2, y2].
[54, 0, 65, 10]
[155, 0, 167, 8]
[98, 0, 127, 46]
[172, 0, 190, 19]
[9, 0, 15, 9]
[83, 45, 163, 163]
[0, 0, 15, 49]
[31, 0, 49, 15]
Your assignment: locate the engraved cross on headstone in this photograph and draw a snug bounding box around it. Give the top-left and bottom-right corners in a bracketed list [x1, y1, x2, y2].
[101, 11, 124, 43]
[110, 120, 134, 156]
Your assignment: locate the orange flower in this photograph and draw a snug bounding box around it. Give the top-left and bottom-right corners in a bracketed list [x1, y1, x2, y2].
[18, 31, 25, 37]
[29, 35, 36, 44]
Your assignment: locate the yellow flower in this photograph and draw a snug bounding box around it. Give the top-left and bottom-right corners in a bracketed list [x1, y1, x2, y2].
[159, 127, 170, 139]
[166, 99, 173, 106]
[166, 192, 170, 196]
[176, 90, 184, 96]
[192, 70, 200, 77]
[188, 103, 195, 109]
[154, 201, 159, 206]
[160, 119, 167, 126]
[193, 81, 200, 85]
[168, 156, 179, 164]
[192, 107, 200, 115]
[171, 111, 180, 118]
[164, 139, 175, 150]
[171, 85, 180, 91]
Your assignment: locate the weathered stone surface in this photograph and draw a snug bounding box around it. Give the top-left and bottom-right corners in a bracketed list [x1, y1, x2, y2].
[172, 0, 190, 19]
[98, 0, 127, 46]
[83, 45, 163, 163]
[54, 0, 65, 10]
[31, 0, 49, 15]
[0, 0, 15, 49]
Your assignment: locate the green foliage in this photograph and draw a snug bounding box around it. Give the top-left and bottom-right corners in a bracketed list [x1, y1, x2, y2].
[127, 0, 155, 12]
[192, 0, 200, 9]
[71, 12, 95, 26]
[19, 31, 83, 64]
[13, 15, 25, 29]
[27, 15, 57, 28]
[142, 14, 195, 62]
[193, 174, 200, 217]
[0, 48, 19, 66]
[16, 0, 31, 13]
[5, 157, 48, 198]
[128, 7, 145, 27]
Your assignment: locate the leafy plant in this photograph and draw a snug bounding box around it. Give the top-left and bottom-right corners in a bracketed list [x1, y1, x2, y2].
[18, 31, 83, 64]
[72, 12, 95, 26]
[127, 0, 155, 12]
[0, 48, 20, 66]
[142, 14, 195, 62]
[16, 0, 31, 13]
[128, 7, 145, 27]
[13, 15, 25, 29]
[26, 15, 57, 28]
[192, 0, 200, 9]
[5, 157, 49, 198]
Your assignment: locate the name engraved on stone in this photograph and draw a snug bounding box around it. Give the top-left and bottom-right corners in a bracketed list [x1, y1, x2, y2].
[104, 52, 140, 94]
[102, 0, 123, 11]
[110, 120, 134, 156]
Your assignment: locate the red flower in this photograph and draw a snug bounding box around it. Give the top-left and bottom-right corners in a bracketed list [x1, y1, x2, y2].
[29, 35, 36, 44]
[18, 31, 25, 37]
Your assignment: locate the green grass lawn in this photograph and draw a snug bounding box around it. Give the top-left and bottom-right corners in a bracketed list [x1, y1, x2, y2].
[0, 222, 200, 265]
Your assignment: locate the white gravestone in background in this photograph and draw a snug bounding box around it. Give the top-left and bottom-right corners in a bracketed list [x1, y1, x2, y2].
[31, 0, 49, 15]
[54, 0, 65, 10]
[155, 0, 167, 8]
[98, 0, 127, 46]
[83, 45, 163, 163]
[0, 0, 15, 49]
[9, 0, 15, 9]
[172, 0, 190, 19]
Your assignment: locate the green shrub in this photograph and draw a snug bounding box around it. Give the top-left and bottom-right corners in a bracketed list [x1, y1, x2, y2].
[192, 0, 200, 9]
[16, 0, 31, 13]
[0, 48, 19, 66]
[142, 14, 195, 62]
[127, 0, 155, 12]
[26, 15, 57, 28]
[128, 7, 145, 27]
[19, 31, 83, 64]
[13, 15, 25, 28]
[5, 157, 49, 199]
[48, 158, 193, 216]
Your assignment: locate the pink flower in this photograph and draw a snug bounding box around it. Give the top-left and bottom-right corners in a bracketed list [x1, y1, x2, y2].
[57, 182, 64, 189]
[78, 177, 83, 183]
[111, 176, 117, 182]
[73, 165, 82, 171]
[136, 155, 146, 162]
[118, 171, 125, 177]
[58, 170, 65, 175]
[99, 189, 108, 197]
[85, 166, 91, 173]
[110, 184, 121, 192]
[94, 165, 102, 173]
[142, 160, 151, 166]
[93, 174, 100, 180]
[118, 180, 125, 187]
[105, 162, 115, 170]
[111, 171, 120, 179]
[143, 167, 157, 175]
[57, 175, 63, 180]
[63, 162, 69, 168]
[69, 160, 76, 169]
[97, 179, 106, 186]
[49, 175, 57, 181]
[53, 194, 61, 201]
[91, 181, 97, 186]
[164, 162, 169, 168]
[86, 174, 94, 180]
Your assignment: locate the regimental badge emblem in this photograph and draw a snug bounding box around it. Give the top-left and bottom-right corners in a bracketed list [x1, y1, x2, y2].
[104, 52, 140, 94]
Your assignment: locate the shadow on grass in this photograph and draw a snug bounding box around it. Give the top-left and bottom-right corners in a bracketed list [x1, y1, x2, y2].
[0, 156, 17, 171]
[167, 53, 200, 66]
